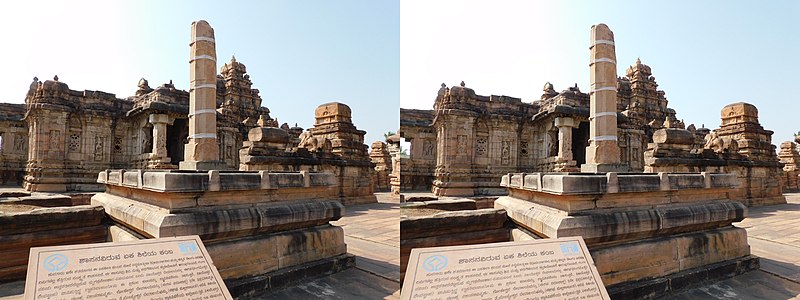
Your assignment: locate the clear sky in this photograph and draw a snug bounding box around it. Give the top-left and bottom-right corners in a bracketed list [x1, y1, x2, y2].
[401, 0, 800, 148]
[0, 0, 399, 148]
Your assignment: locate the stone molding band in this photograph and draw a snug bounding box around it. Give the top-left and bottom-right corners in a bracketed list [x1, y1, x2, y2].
[191, 83, 216, 90]
[188, 109, 217, 117]
[591, 135, 618, 141]
[590, 58, 616, 65]
[592, 112, 617, 118]
[591, 86, 617, 93]
[592, 39, 615, 46]
[189, 133, 217, 139]
[191, 36, 215, 44]
[190, 55, 216, 62]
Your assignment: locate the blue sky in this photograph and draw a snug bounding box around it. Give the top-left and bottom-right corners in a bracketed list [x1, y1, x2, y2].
[401, 0, 800, 147]
[0, 0, 399, 147]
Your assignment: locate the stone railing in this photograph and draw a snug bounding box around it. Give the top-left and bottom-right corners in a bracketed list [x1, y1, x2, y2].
[98, 169, 335, 192]
[501, 172, 738, 194]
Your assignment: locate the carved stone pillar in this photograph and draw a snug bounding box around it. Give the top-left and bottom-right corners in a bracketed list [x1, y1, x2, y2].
[147, 114, 176, 169]
[555, 117, 575, 161]
[555, 117, 579, 172]
[581, 23, 629, 173]
[180, 20, 223, 170]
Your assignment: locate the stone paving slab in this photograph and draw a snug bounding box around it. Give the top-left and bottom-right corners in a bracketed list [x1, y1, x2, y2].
[665, 269, 800, 300]
[249, 268, 399, 300]
[251, 192, 400, 299]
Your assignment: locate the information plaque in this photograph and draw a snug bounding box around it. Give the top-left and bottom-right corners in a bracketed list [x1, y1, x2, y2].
[402, 236, 610, 300]
[24, 235, 233, 300]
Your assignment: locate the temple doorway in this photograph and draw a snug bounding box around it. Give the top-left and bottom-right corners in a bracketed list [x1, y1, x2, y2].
[167, 118, 188, 165]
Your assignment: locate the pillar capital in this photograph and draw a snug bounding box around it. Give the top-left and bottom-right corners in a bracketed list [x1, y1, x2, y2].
[554, 117, 577, 128]
[148, 114, 173, 125]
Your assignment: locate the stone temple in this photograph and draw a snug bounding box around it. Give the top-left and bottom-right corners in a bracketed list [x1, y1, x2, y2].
[400, 32, 786, 207]
[0, 34, 378, 206]
[0, 20, 391, 298]
[400, 23, 792, 299]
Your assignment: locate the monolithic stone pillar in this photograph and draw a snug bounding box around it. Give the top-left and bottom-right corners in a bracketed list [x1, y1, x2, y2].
[147, 114, 175, 169]
[582, 23, 629, 173]
[181, 20, 221, 170]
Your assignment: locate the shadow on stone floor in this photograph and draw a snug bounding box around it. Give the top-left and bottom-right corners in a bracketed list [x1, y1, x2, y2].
[747, 203, 800, 219]
[663, 268, 800, 300]
[343, 202, 399, 216]
[355, 255, 400, 282]
[759, 257, 800, 283]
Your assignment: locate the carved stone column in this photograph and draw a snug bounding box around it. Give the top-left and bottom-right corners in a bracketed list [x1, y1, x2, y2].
[554, 117, 579, 172]
[147, 114, 175, 169]
[180, 20, 223, 170]
[581, 23, 629, 173]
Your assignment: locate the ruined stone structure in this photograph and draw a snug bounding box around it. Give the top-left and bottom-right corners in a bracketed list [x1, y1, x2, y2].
[387, 134, 401, 197]
[779, 140, 800, 192]
[0, 103, 27, 186]
[239, 102, 377, 205]
[400, 60, 684, 196]
[398, 109, 435, 191]
[644, 103, 786, 206]
[370, 141, 392, 191]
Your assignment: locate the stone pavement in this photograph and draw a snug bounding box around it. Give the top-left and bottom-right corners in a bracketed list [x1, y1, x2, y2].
[251, 192, 400, 299]
[665, 193, 800, 299]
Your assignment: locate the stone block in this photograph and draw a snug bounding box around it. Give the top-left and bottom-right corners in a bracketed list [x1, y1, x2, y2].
[507, 189, 597, 212]
[652, 128, 694, 145]
[95, 192, 344, 239]
[274, 173, 304, 188]
[206, 225, 346, 280]
[522, 173, 541, 190]
[0, 225, 108, 281]
[668, 174, 705, 189]
[617, 174, 661, 193]
[0, 205, 105, 236]
[541, 174, 608, 194]
[499, 194, 746, 246]
[108, 170, 122, 184]
[591, 238, 680, 285]
[219, 173, 261, 190]
[142, 172, 207, 191]
[420, 199, 477, 211]
[675, 227, 750, 271]
[400, 208, 507, 240]
[509, 173, 523, 188]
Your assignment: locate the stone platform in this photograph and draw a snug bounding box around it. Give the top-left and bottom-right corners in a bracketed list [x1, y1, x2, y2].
[93, 169, 351, 297]
[497, 172, 756, 298]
